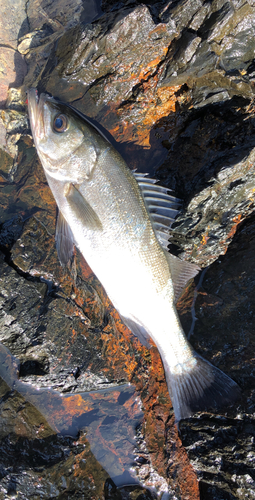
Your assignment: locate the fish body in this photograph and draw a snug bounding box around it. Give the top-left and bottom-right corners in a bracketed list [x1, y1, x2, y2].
[27, 89, 240, 421]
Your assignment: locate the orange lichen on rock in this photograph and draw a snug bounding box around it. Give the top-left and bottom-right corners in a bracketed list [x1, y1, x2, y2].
[138, 53, 167, 82]
[228, 214, 243, 239]
[101, 328, 138, 379]
[132, 82, 181, 147]
[142, 86, 181, 128]
[219, 213, 244, 254]
[201, 231, 210, 245]
[60, 394, 94, 419]
[110, 83, 181, 148]
[166, 415, 200, 499]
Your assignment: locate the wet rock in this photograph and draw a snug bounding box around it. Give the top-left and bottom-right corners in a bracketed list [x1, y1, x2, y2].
[26, 0, 100, 32]
[0, 343, 146, 496]
[1, 0, 255, 499]
[0, 109, 29, 166]
[18, 0, 102, 95]
[158, 96, 255, 266]
[177, 212, 255, 499]
[0, 342, 172, 500]
[26, 1, 255, 138]
[0, 0, 102, 109]
[18, 31, 51, 56]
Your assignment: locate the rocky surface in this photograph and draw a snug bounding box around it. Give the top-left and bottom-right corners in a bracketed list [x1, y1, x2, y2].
[0, 0, 255, 498]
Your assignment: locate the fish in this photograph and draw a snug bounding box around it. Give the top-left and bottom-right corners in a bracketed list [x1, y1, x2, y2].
[27, 88, 240, 422]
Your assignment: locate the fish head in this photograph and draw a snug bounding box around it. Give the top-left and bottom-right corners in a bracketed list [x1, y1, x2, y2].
[27, 89, 101, 183]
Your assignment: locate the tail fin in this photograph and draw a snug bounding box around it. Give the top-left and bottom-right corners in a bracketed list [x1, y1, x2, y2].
[163, 353, 241, 422]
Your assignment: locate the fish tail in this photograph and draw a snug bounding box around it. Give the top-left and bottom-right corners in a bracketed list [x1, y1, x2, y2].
[163, 352, 241, 422]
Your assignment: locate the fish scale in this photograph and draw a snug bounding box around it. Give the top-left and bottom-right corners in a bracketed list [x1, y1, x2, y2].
[27, 88, 240, 422]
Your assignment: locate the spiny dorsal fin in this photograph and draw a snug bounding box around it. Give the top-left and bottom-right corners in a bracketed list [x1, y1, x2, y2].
[166, 252, 200, 302]
[133, 172, 199, 297]
[133, 171, 181, 250]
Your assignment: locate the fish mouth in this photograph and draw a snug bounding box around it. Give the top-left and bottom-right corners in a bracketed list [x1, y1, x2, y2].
[27, 89, 49, 144]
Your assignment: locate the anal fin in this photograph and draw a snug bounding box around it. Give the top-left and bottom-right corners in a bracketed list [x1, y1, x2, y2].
[120, 315, 151, 349]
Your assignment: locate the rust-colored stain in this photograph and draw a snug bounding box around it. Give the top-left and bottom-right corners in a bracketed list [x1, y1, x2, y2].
[138, 54, 167, 81]
[201, 231, 210, 245]
[228, 214, 243, 239]
[142, 86, 180, 127]
[219, 213, 244, 255]
[109, 84, 181, 148]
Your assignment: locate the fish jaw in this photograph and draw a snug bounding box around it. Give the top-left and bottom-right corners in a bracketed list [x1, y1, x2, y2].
[27, 89, 61, 165]
[27, 89, 50, 146]
[27, 88, 38, 137]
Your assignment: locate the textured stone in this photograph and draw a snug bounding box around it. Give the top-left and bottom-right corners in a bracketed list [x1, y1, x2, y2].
[1, 0, 255, 499]
[0, 0, 28, 49]
[27, 0, 84, 32]
[0, 48, 27, 107]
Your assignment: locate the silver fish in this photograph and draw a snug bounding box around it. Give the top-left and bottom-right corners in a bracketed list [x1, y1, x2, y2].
[27, 89, 240, 421]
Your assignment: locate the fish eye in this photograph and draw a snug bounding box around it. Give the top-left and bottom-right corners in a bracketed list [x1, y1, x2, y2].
[53, 114, 68, 133]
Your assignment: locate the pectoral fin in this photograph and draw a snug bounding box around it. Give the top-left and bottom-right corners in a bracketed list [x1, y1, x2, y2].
[55, 210, 75, 266]
[65, 183, 103, 231]
[166, 252, 200, 302]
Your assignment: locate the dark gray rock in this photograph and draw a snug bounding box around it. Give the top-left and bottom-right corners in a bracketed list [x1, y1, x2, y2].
[1, 0, 255, 499]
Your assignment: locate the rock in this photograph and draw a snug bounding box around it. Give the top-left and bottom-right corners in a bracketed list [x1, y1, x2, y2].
[158, 96, 255, 266]
[0, 0, 255, 499]
[0, 48, 27, 108]
[18, 31, 50, 56]
[26, 0, 95, 32]
[0, 0, 28, 107]
[177, 212, 255, 498]
[0, 0, 28, 50]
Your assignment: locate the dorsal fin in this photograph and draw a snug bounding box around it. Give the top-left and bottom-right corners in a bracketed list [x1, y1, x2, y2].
[165, 252, 200, 302]
[133, 172, 199, 297]
[133, 171, 181, 250]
